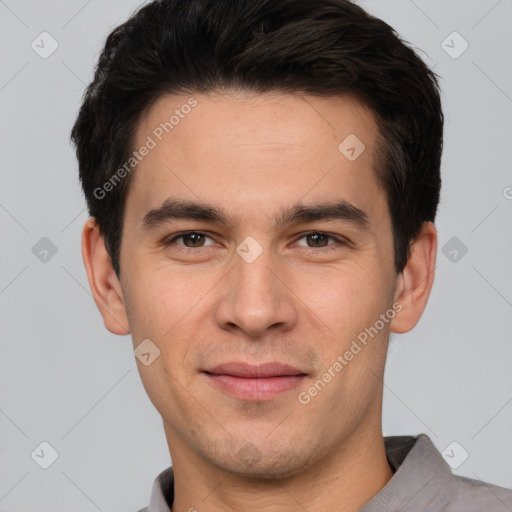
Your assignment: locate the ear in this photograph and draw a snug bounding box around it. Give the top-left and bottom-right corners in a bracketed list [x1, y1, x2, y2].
[81, 218, 130, 335]
[390, 221, 437, 334]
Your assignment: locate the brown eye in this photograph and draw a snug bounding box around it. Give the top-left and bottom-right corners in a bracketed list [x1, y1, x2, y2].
[295, 232, 340, 248]
[182, 233, 206, 247]
[305, 233, 330, 247]
[165, 231, 215, 248]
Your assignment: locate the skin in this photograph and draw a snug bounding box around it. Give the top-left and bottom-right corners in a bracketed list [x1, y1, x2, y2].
[82, 90, 437, 512]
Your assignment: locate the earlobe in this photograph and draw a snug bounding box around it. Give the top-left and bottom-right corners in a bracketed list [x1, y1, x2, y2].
[81, 218, 131, 335]
[390, 221, 437, 334]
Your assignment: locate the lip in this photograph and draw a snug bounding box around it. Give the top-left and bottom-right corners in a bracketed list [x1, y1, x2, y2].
[205, 362, 305, 378]
[203, 362, 307, 401]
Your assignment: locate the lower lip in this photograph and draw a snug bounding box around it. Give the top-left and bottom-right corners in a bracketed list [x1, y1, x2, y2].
[204, 373, 307, 401]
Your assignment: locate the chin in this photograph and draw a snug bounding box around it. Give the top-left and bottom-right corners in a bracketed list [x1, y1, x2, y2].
[211, 445, 317, 481]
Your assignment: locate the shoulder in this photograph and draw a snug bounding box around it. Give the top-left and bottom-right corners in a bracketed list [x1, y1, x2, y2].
[370, 434, 512, 512]
[412, 435, 512, 511]
[443, 474, 512, 511]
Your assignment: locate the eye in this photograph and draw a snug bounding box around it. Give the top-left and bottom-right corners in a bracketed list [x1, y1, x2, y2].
[294, 231, 346, 249]
[165, 231, 216, 248]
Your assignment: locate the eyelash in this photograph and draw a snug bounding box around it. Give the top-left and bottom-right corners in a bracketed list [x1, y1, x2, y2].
[163, 231, 348, 253]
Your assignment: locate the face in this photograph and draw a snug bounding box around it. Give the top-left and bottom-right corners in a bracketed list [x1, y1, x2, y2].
[115, 91, 402, 477]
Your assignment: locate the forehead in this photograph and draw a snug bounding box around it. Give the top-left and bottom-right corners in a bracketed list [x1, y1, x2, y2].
[127, 90, 386, 227]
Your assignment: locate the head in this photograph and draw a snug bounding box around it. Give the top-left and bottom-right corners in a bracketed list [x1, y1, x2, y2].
[73, 0, 441, 479]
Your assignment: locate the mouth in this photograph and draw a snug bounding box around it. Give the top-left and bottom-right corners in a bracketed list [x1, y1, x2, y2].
[202, 362, 308, 401]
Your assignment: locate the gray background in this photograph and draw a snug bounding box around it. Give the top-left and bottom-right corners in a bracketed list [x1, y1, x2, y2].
[1, 0, 511, 510]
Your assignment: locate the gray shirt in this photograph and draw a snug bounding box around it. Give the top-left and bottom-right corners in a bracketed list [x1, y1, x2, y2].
[138, 434, 512, 511]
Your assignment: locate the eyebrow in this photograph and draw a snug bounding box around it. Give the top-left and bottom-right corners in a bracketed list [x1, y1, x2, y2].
[274, 201, 370, 232]
[141, 198, 371, 233]
[142, 199, 227, 227]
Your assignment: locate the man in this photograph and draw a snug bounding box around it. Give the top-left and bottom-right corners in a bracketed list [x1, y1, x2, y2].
[71, 0, 512, 510]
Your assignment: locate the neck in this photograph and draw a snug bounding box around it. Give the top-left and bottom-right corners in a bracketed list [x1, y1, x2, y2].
[168, 425, 394, 512]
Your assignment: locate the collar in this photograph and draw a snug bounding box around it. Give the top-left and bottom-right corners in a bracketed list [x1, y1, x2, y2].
[144, 434, 453, 512]
[360, 434, 454, 511]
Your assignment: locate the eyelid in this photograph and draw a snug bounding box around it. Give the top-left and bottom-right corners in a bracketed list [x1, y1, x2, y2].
[164, 230, 216, 246]
[163, 230, 350, 249]
[293, 231, 350, 247]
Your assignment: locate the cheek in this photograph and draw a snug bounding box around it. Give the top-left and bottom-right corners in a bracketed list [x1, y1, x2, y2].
[124, 269, 203, 413]
[124, 265, 225, 391]
[124, 264, 206, 339]
[297, 261, 388, 343]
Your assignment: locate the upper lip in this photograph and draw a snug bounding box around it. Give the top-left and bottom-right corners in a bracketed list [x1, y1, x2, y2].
[204, 362, 306, 378]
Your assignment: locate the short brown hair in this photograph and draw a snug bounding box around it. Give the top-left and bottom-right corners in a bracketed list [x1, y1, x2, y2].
[71, 0, 443, 276]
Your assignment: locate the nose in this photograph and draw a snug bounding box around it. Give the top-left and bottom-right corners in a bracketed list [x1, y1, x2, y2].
[214, 250, 298, 338]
